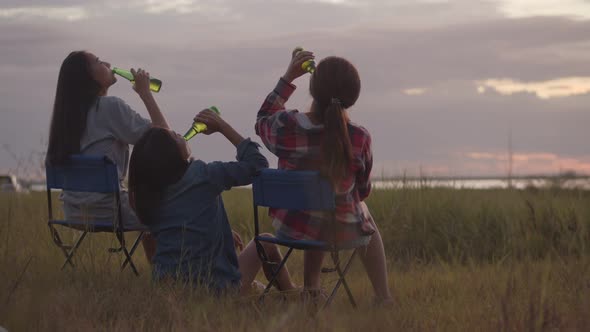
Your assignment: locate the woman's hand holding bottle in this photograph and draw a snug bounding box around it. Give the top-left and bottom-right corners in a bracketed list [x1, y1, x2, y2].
[130, 68, 152, 97]
[282, 48, 315, 83]
[193, 108, 225, 135]
[193, 108, 245, 147]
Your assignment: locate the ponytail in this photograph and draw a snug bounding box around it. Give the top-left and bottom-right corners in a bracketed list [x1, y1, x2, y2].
[310, 56, 361, 187]
[320, 98, 354, 186]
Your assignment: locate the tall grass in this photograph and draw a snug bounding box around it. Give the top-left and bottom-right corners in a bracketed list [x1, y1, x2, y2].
[1, 188, 589, 331]
[369, 187, 590, 265]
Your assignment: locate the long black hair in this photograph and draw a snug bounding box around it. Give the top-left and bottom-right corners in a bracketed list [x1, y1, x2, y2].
[309, 56, 361, 185]
[46, 51, 101, 166]
[128, 128, 189, 225]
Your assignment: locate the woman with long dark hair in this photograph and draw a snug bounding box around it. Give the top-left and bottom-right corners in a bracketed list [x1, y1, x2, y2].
[256, 51, 393, 304]
[128, 111, 296, 295]
[46, 51, 169, 262]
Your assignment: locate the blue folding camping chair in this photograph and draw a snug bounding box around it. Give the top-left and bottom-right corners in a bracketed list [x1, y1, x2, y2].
[46, 155, 147, 276]
[253, 169, 370, 308]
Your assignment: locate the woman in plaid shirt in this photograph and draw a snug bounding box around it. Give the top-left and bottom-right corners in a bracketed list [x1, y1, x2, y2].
[255, 51, 393, 304]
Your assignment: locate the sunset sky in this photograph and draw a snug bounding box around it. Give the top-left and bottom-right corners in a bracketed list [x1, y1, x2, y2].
[1, 0, 589, 178]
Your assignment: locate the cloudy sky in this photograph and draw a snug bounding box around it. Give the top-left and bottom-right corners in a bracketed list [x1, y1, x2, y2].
[1, 0, 590, 179]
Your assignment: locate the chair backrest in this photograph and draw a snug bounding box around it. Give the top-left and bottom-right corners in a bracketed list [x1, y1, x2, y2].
[253, 169, 335, 210]
[46, 155, 119, 193]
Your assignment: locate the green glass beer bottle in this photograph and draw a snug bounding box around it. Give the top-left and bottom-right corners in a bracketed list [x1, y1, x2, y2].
[293, 46, 315, 74]
[112, 67, 162, 93]
[183, 106, 221, 141]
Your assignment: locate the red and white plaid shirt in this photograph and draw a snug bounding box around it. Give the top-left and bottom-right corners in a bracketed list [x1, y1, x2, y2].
[255, 78, 373, 240]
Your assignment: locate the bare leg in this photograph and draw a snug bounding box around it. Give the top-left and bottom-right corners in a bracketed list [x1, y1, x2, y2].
[238, 234, 296, 295]
[303, 250, 325, 289]
[141, 232, 157, 265]
[357, 205, 393, 302]
[299, 250, 327, 304]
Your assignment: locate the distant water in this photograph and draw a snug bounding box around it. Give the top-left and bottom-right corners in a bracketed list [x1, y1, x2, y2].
[372, 178, 590, 190]
[23, 178, 590, 191]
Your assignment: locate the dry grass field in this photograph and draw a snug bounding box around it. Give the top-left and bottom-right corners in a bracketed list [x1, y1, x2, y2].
[1, 187, 589, 331]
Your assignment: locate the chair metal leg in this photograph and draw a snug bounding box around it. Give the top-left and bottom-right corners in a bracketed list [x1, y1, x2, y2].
[121, 247, 139, 276]
[121, 231, 144, 272]
[324, 249, 358, 309]
[338, 249, 358, 308]
[60, 231, 88, 270]
[258, 247, 294, 304]
[49, 224, 74, 266]
[115, 232, 139, 276]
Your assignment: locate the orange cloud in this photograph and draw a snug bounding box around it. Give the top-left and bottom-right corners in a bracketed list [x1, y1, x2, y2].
[403, 88, 427, 96]
[465, 151, 590, 174]
[477, 77, 590, 99]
